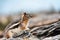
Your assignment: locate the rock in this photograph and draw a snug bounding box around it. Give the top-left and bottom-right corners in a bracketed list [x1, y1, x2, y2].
[43, 35, 60, 40]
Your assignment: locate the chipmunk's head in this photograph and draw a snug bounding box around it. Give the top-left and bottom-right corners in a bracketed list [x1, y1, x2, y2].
[22, 12, 33, 20]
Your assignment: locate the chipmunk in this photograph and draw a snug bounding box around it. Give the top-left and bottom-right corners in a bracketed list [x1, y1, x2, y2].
[1, 12, 32, 39]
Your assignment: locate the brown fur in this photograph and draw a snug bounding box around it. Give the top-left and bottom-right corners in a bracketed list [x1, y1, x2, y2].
[5, 32, 10, 39]
[20, 13, 31, 30]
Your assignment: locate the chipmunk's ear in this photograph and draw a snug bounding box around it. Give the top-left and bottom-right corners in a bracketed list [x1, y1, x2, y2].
[22, 12, 26, 17]
[24, 12, 27, 16]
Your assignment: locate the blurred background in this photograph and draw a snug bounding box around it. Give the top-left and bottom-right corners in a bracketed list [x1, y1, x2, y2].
[0, 0, 60, 34]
